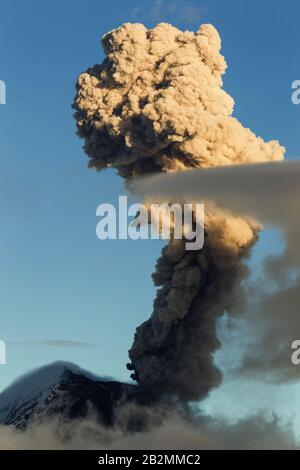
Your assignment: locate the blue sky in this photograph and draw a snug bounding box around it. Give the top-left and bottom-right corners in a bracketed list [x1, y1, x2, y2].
[0, 0, 300, 428]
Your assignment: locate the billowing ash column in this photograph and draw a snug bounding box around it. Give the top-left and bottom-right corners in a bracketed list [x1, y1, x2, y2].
[73, 22, 285, 401]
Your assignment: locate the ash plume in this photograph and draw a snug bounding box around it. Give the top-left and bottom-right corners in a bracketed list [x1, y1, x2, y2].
[73, 22, 285, 401]
[132, 161, 300, 382]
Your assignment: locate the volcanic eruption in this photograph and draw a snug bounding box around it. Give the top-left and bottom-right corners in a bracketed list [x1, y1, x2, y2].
[73, 22, 285, 401]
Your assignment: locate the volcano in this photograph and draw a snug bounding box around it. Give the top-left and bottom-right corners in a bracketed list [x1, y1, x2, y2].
[0, 362, 156, 430]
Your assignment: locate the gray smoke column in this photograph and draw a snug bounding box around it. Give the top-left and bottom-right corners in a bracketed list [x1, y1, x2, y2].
[73, 22, 285, 400]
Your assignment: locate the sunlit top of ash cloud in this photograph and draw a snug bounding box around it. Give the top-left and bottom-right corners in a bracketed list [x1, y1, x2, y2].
[73, 22, 284, 179]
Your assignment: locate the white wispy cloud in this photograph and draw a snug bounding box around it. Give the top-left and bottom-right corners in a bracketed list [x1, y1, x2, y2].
[131, 1, 207, 25]
[7, 340, 95, 349]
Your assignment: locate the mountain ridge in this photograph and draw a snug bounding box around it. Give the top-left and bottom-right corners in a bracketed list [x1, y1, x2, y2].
[0, 362, 156, 430]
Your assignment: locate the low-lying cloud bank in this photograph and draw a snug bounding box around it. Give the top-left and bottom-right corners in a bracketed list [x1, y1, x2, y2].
[0, 412, 297, 450]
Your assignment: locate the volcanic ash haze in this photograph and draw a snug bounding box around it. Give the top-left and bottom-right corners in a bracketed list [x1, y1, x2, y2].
[73, 22, 285, 401]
